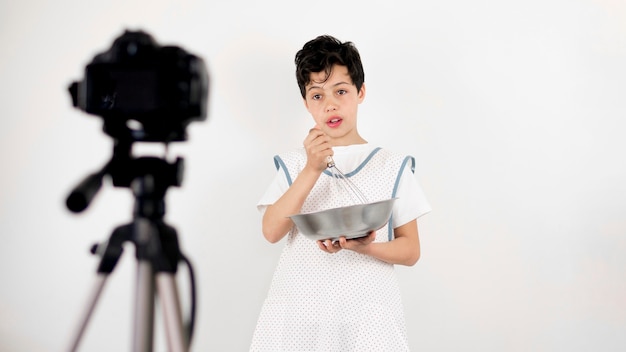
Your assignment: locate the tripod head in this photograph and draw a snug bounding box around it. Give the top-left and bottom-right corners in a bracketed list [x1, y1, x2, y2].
[66, 139, 183, 218]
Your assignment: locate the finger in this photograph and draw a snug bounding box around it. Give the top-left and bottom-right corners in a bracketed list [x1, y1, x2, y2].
[317, 240, 330, 252]
[326, 239, 341, 253]
[306, 127, 325, 142]
[338, 236, 348, 248]
[311, 134, 331, 150]
[311, 137, 333, 158]
[304, 135, 332, 159]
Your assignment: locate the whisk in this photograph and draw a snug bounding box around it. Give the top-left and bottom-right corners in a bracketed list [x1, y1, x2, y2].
[326, 156, 369, 204]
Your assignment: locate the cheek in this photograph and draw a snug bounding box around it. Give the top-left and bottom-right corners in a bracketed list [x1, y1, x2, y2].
[306, 102, 321, 114]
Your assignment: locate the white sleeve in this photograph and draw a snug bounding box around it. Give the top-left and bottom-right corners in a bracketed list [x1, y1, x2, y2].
[391, 165, 431, 228]
[256, 168, 290, 214]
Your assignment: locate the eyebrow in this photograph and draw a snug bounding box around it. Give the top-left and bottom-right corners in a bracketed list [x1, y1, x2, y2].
[306, 81, 351, 92]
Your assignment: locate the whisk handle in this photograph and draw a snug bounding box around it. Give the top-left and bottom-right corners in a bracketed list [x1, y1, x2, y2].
[326, 156, 335, 168]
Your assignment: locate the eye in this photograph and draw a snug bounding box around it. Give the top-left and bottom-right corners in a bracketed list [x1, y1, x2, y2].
[311, 93, 322, 101]
[337, 89, 347, 95]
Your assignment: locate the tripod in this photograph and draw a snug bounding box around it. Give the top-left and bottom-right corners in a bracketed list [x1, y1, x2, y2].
[66, 141, 196, 352]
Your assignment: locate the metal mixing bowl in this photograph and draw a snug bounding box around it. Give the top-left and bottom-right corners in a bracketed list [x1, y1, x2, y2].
[289, 198, 396, 241]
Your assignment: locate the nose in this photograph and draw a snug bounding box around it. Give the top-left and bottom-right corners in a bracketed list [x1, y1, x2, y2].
[325, 98, 337, 112]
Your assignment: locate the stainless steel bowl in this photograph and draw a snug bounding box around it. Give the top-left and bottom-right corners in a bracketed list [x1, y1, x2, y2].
[289, 198, 396, 241]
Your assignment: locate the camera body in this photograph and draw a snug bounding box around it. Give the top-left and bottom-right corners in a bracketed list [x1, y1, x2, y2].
[69, 30, 209, 142]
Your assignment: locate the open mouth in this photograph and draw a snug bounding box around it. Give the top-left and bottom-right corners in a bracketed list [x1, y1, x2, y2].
[327, 117, 342, 128]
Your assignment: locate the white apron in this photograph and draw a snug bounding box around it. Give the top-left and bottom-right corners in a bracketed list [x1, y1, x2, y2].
[251, 146, 415, 352]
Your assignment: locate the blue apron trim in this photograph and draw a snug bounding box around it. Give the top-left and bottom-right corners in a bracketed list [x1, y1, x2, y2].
[273, 155, 293, 186]
[322, 147, 382, 177]
[387, 156, 416, 241]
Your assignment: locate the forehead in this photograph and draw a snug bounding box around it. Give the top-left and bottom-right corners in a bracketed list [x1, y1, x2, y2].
[307, 65, 352, 89]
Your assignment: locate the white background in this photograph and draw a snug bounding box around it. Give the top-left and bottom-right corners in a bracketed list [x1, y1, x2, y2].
[1, 0, 625, 351]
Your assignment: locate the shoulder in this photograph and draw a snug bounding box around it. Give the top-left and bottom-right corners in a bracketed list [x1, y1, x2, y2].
[374, 147, 414, 167]
[380, 146, 412, 158]
[278, 147, 306, 159]
[276, 147, 306, 163]
[274, 147, 306, 171]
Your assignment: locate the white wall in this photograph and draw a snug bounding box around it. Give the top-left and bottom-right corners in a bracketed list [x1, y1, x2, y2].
[1, 0, 625, 351]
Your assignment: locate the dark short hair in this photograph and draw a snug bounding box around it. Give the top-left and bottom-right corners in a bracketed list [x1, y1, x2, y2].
[295, 35, 365, 98]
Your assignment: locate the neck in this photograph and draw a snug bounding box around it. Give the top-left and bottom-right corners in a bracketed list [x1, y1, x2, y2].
[331, 135, 367, 147]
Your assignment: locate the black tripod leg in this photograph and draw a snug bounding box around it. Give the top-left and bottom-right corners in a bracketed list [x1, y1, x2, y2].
[132, 218, 157, 352]
[133, 259, 155, 352]
[157, 273, 187, 352]
[152, 221, 188, 352]
[67, 274, 109, 352]
[131, 217, 187, 352]
[66, 225, 129, 352]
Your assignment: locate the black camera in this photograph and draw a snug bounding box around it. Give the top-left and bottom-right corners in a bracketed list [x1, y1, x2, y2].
[69, 30, 209, 143]
[66, 30, 209, 213]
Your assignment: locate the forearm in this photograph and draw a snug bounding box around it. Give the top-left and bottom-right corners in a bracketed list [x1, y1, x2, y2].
[262, 167, 320, 243]
[364, 237, 420, 266]
[362, 220, 420, 266]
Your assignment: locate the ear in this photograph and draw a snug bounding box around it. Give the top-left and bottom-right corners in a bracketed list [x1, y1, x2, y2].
[358, 83, 366, 103]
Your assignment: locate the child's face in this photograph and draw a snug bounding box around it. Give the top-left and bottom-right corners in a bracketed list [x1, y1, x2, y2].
[303, 64, 366, 146]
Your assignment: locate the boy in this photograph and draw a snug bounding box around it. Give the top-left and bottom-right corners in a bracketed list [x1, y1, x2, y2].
[251, 35, 431, 351]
